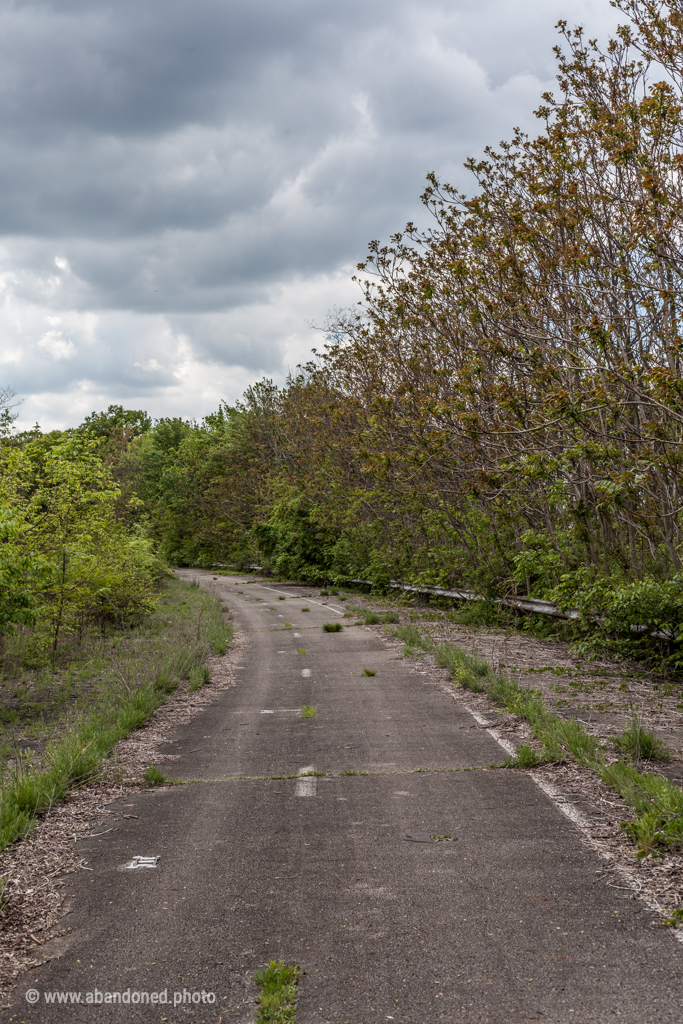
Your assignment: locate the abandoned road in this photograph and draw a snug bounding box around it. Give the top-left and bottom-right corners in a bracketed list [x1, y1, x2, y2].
[12, 571, 683, 1023]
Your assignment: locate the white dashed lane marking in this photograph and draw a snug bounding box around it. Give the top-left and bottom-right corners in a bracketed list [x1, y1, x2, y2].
[294, 766, 317, 797]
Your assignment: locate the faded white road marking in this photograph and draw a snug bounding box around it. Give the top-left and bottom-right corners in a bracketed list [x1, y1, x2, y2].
[295, 766, 317, 797]
[467, 708, 516, 757]
[124, 856, 159, 870]
[257, 585, 344, 615]
[451, 691, 683, 946]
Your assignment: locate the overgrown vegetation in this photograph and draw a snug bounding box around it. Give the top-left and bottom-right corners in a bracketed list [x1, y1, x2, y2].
[0, 578, 231, 851]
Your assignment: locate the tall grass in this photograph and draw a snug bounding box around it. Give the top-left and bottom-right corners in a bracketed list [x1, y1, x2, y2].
[0, 577, 232, 851]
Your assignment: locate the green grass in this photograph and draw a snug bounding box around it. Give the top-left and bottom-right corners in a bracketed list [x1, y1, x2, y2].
[301, 607, 310, 612]
[254, 959, 301, 1024]
[663, 907, 683, 928]
[301, 706, 316, 718]
[363, 609, 399, 625]
[278, 596, 286, 601]
[296, 648, 306, 655]
[361, 668, 376, 677]
[189, 666, 211, 692]
[505, 742, 541, 769]
[599, 759, 683, 858]
[322, 622, 342, 632]
[0, 577, 231, 852]
[435, 643, 490, 692]
[393, 624, 434, 656]
[143, 765, 166, 786]
[612, 716, 671, 762]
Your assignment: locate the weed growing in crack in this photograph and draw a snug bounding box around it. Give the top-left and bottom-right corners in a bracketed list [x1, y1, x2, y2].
[361, 668, 376, 677]
[143, 765, 166, 786]
[254, 959, 301, 1024]
[301, 706, 316, 718]
[296, 648, 306, 655]
[323, 622, 342, 632]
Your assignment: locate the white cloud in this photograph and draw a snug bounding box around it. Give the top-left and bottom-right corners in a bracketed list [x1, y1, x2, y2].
[37, 329, 76, 360]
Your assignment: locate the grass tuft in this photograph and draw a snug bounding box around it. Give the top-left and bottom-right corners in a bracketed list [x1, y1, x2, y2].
[613, 716, 671, 762]
[363, 609, 399, 625]
[301, 607, 310, 612]
[394, 624, 434, 656]
[505, 742, 541, 769]
[322, 622, 342, 632]
[189, 665, 211, 692]
[301, 706, 316, 718]
[254, 959, 301, 1024]
[361, 668, 376, 677]
[296, 648, 307, 655]
[436, 643, 489, 691]
[143, 765, 166, 786]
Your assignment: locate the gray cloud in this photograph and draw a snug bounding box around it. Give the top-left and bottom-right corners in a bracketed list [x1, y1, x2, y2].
[0, 0, 619, 428]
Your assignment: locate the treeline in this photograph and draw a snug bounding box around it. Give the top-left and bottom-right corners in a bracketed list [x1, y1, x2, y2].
[0, 397, 162, 659]
[6, 0, 683, 662]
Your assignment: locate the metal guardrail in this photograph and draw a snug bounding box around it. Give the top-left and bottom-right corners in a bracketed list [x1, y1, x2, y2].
[214, 564, 672, 637]
[356, 581, 579, 620]
[224, 566, 578, 620]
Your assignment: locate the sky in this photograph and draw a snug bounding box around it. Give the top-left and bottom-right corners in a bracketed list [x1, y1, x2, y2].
[0, 0, 620, 430]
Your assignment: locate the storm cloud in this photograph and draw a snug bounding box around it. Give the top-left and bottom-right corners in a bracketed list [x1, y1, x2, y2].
[0, 0, 618, 428]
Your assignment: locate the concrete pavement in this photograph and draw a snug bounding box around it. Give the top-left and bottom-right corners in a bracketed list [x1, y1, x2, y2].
[11, 572, 683, 1023]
